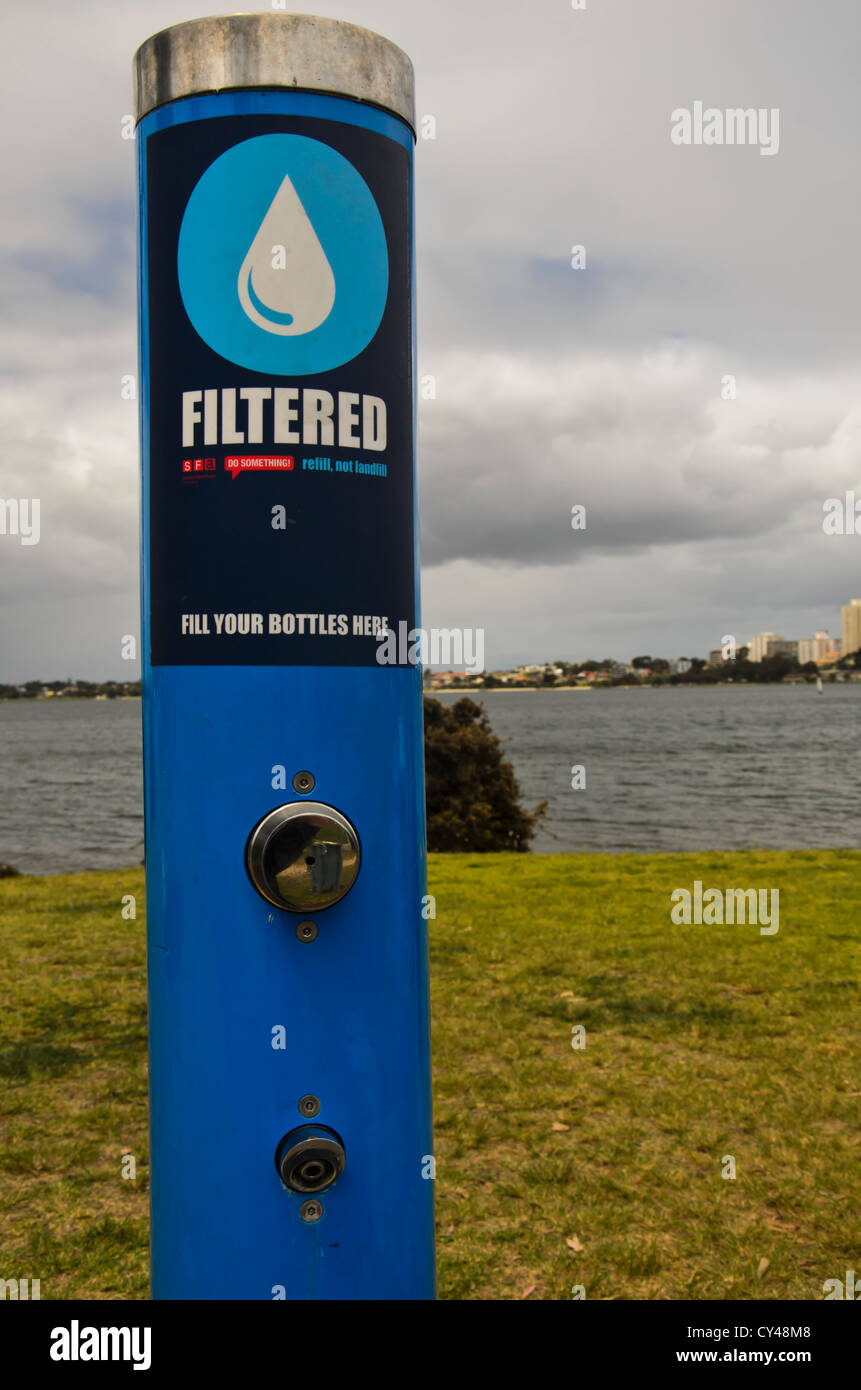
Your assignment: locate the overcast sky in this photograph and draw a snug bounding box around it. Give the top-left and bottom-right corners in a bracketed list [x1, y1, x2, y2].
[1, 0, 860, 678]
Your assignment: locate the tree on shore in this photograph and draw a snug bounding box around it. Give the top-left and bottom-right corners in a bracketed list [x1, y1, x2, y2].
[424, 697, 546, 852]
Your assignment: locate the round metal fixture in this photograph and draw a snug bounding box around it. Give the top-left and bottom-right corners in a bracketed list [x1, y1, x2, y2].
[246, 802, 360, 912]
[276, 1125, 346, 1194]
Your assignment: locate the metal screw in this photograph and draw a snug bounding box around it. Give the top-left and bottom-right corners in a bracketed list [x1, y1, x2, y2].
[296, 920, 318, 943]
[298, 1094, 320, 1118]
[300, 1199, 323, 1223]
[292, 770, 315, 794]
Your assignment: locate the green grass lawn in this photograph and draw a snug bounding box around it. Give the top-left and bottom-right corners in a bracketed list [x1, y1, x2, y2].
[1, 850, 858, 1300]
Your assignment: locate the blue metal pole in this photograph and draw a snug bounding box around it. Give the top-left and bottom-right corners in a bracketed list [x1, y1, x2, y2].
[133, 13, 434, 1300]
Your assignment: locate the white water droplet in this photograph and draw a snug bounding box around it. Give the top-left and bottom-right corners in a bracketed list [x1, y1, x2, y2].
[237, 175, 335, 336]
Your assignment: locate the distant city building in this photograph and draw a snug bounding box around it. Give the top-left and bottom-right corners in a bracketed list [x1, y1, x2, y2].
[747, 632, 784, 663]
[425, 670, 472, 688]
[580, 664, 628, 680]
[765, 639, 798, 660]
[797, 631, 838, 665]
[842, 599, 861, 655]
[707, 649, 724, 666]
[796, 639, 814, 665]
[669, 658, 692, 675]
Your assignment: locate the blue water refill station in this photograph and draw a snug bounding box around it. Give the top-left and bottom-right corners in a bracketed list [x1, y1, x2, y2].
[133, 13, 434, 1299]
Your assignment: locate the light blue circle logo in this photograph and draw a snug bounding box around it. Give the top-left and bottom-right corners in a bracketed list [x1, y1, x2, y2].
[177, 134, 388, 374]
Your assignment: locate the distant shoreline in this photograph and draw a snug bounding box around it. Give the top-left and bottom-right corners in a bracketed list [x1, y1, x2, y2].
[0, 695, 141, 703]
[2, 683, 855, 704]
[430, 680, 852, 694]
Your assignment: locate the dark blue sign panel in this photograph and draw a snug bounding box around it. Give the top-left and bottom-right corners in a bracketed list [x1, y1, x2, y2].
[145, 113, 414, 665]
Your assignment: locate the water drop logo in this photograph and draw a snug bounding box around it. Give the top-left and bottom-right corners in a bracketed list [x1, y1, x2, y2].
[237, 174, 335, 336]
[178, 134, 388, 375]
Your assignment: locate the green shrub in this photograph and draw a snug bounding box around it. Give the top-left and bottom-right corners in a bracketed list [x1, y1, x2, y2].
[424, 696, 546, 851]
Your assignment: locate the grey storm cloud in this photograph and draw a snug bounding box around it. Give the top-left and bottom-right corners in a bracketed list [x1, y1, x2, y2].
[1, 0, 861, 676]
[418, 346, 861, 569]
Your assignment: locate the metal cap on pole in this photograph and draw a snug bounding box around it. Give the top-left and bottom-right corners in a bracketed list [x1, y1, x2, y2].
[134, 13, 415, 129]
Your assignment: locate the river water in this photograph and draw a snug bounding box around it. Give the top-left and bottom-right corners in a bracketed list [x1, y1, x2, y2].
[0, 684, 857, 874]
